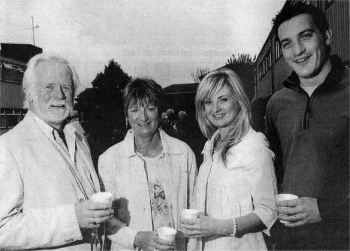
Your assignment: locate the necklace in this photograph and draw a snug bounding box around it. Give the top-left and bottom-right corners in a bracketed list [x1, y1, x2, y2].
[134, 144, 162, 158]
[134, 133, 163, 158]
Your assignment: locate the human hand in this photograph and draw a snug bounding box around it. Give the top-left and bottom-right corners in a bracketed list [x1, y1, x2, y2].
[277, 197, 321, 227]
[134, 231, 174, 251]
[75, 200, 114, 229]
[180, 213, 223, 238]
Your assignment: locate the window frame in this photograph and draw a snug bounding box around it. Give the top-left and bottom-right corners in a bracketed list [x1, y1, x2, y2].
[2, 62, 24, 84]
[0, 108, 27, 129]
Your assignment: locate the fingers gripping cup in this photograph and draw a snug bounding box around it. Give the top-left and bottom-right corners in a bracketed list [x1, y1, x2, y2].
[181, 209, 199, 219]
[157, 227, 177, 243]
[91, 192, 113, 205]
[275, 194, 299, 224]
[90, 192, 113, 251]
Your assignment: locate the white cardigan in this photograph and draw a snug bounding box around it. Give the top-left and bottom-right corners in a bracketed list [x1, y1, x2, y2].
[99, 129, 197, 250]
[195, 127, 277, 250]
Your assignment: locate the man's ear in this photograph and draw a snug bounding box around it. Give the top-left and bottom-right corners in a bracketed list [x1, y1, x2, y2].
[325, 29, 332, 46]
[25, 87, 33, 103]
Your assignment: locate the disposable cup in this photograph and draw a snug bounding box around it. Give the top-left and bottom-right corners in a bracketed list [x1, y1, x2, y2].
[275, 194, 299, 202]
[91, 192, 113, 205]
[181, 209, 199, 219]
[157, 227, 177, 243]
[275, 194, 299, 224]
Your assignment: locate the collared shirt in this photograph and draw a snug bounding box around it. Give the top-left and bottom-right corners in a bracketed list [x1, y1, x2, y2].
[30, 111, 97, 198]
[31, 111, 68, 149]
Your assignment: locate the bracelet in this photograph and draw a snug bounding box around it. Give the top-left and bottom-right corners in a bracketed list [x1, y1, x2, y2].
[230, 217, 237, 237]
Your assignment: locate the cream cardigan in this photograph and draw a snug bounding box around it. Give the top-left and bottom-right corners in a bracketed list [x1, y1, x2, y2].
[194, 127, 277, 250]
[99, 129, 197, 250]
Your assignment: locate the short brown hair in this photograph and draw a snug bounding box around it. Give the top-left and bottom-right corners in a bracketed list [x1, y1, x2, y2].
[123, 77, 163, 116]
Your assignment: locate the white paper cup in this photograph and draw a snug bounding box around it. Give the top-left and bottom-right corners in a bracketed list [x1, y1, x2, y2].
[91, 192, 113, 205]
[181, 209, 199, 219]
[275, 194, 299, 202]
[275, 194, 299, 224]
[157, 227, 177, 243]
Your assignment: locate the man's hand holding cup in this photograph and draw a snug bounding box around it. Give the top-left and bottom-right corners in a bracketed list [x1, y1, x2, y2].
[276, 194, 321, 227]
[75, 192, 114, 229]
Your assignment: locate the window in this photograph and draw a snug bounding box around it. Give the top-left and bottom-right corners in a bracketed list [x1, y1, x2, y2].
[21, 110, 27, 119]
[324, 0, 334, 10]
[0, 109, 26, 129]
[7, 109, 21, 128]
[258, 49, 274, 80]
[0, 109, 5, 129]
[274, 40, 283, 61]
[2, 62, 24, 84]
[19, 71, 24, 83]
[265, 50, 272, 71]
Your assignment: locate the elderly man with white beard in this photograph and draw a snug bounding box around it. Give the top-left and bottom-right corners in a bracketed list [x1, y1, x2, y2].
[0, 53, 114, 250]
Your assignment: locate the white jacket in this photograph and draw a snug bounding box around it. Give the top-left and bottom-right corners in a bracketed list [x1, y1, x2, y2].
[0, 111, 100, 250]
[99, 129, 197, 251]
[195, 127, 277, 250]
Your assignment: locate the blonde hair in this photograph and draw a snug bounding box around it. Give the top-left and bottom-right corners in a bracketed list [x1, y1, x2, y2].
[195, 68, 251, 163]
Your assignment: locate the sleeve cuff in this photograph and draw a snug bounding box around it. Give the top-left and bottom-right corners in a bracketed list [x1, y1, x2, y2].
[56, 203, 83, 243]
[253, 208, 277, 236]
[317, 198, 333, 217]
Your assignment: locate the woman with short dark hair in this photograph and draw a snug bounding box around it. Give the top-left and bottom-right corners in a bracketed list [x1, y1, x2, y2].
[99, 77, 197, 251]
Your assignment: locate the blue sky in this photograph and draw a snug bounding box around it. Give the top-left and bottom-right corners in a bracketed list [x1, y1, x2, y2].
[1, 0, 285, 88]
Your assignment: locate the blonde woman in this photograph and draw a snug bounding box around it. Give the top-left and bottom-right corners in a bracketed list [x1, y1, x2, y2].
[181, 68, 277, 250]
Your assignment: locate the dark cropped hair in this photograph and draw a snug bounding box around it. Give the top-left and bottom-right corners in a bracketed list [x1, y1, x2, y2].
[273, 1, 329, 41]
[123, 77, 164, 116]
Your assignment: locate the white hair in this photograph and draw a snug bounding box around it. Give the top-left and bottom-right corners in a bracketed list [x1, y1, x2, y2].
[22, 53, 81, 109]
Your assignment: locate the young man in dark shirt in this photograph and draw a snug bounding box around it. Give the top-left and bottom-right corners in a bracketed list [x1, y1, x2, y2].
[266, 2, 349, 250]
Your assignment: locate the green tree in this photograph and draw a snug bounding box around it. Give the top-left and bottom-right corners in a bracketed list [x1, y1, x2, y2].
[225, 53, 256, 101]
[75, 60, 131, 167]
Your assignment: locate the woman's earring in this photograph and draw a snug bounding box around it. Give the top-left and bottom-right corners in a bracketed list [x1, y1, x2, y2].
[125, 118, 129, 128]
